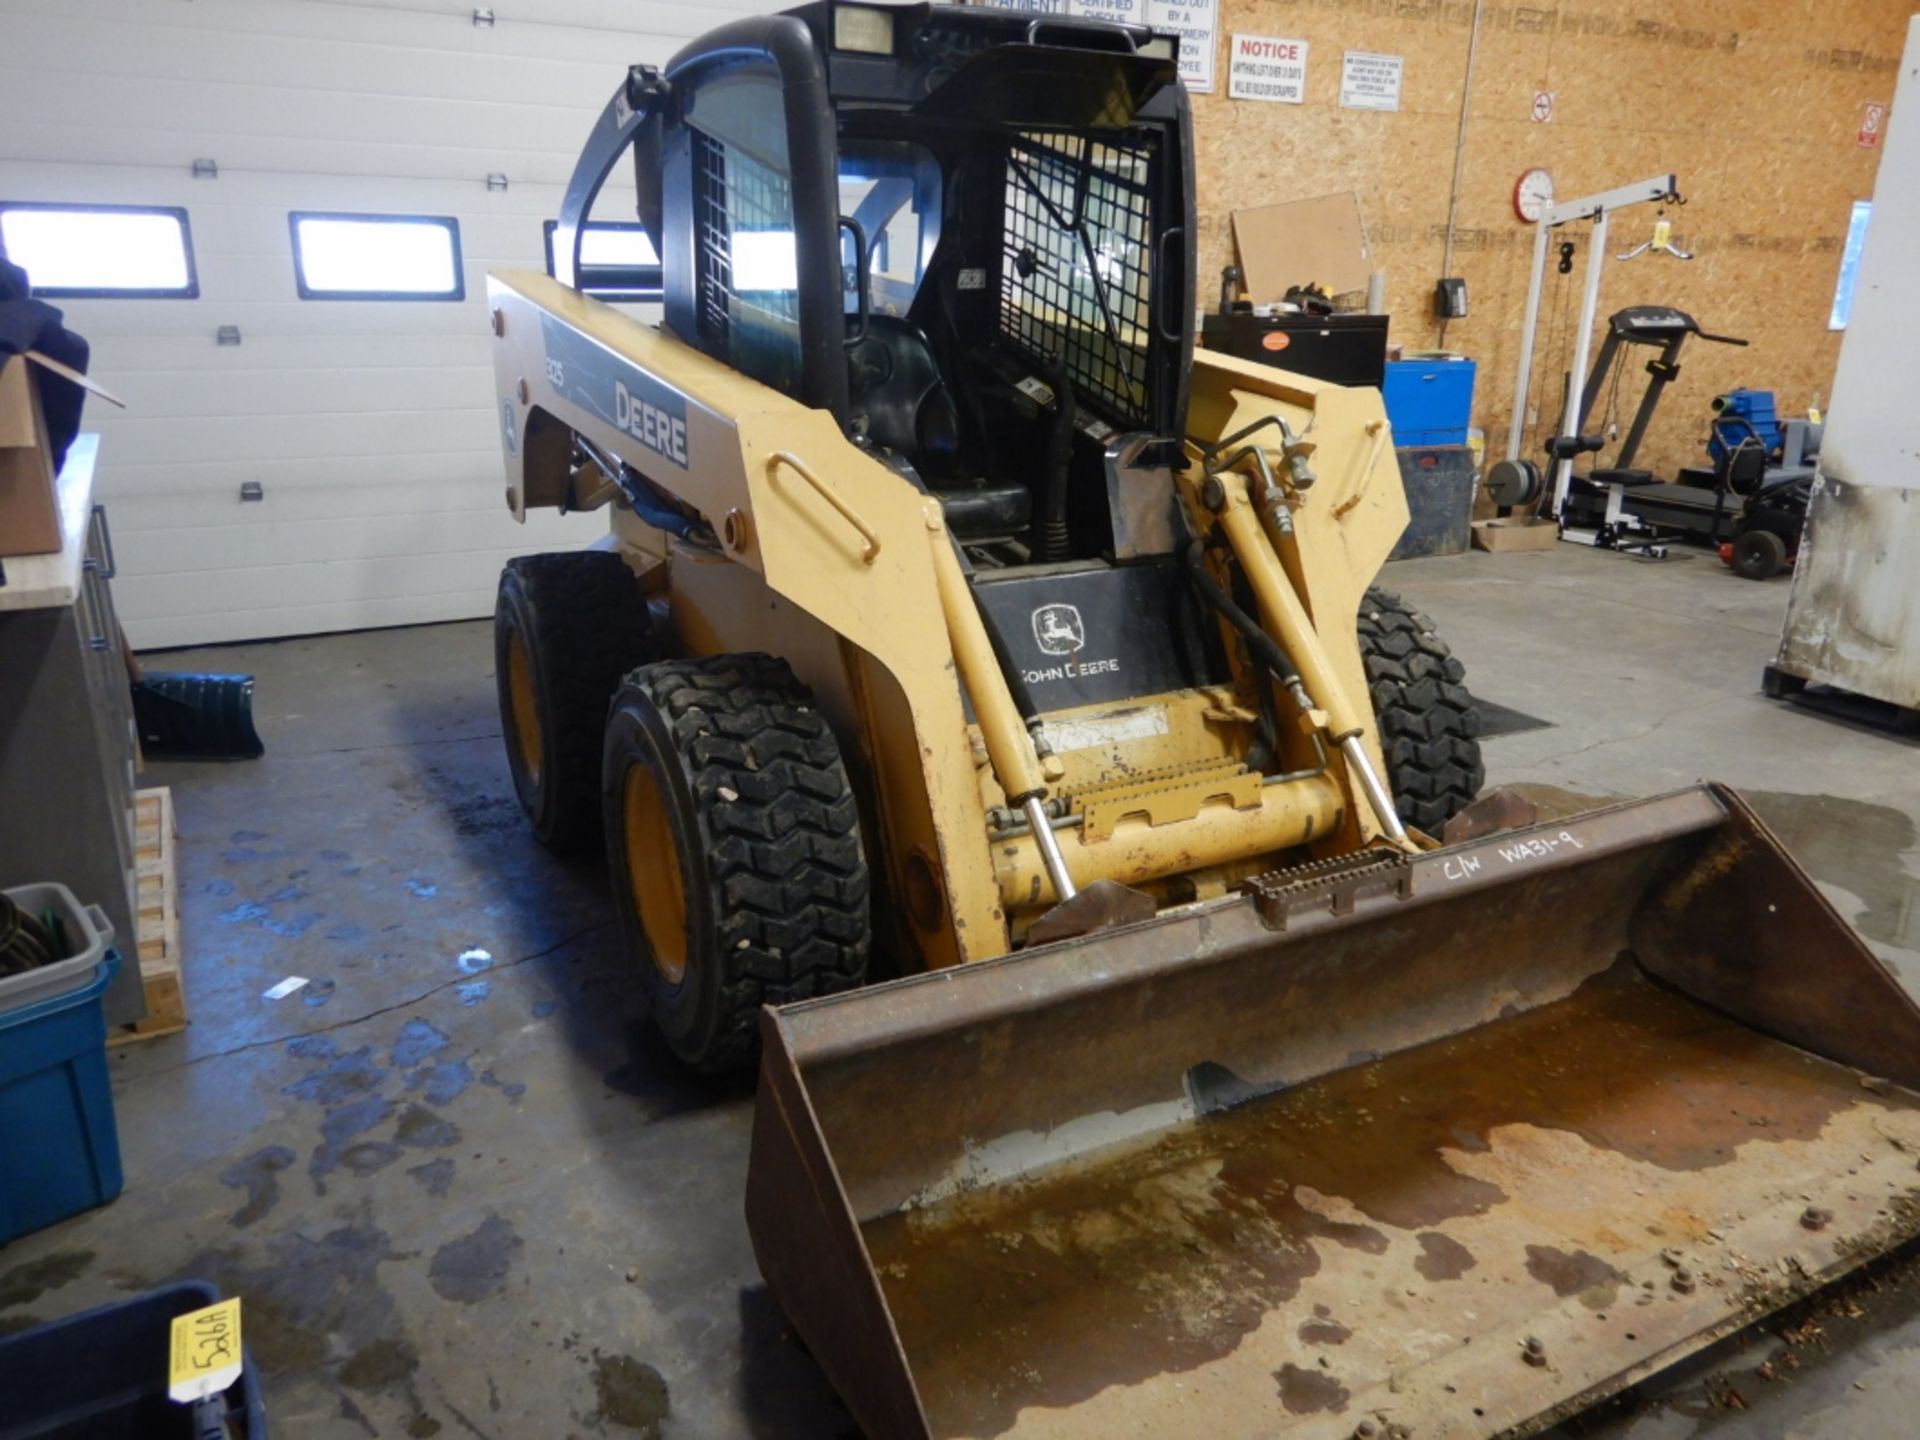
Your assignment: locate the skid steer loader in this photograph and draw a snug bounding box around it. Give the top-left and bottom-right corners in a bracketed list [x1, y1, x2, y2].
[486, 5, 1920, 1436]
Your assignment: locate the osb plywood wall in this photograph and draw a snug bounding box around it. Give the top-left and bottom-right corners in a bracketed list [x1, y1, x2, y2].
[1194, 0, 1907, 477]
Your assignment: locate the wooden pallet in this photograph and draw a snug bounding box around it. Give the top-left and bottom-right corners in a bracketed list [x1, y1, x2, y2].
[110, 787, 188, 1043]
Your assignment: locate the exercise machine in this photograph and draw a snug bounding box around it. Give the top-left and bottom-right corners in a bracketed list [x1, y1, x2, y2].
[1552, 308, 1819, 570]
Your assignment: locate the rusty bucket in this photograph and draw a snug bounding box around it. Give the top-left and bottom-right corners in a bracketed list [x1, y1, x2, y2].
[747, 786, 1920, 1439]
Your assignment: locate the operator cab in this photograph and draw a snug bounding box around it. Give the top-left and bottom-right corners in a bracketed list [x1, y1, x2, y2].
[551, 0, 1214, 714]
[563, 2, 1195, 569]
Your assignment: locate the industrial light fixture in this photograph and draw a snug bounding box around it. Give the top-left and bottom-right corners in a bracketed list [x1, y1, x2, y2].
[832, 5, 894, 55]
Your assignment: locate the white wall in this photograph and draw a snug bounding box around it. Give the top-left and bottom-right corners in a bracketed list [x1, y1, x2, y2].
[0, 0, 774, 648]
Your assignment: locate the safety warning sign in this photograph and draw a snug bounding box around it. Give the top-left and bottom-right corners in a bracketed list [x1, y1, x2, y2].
[1229, 33, 1308, 104]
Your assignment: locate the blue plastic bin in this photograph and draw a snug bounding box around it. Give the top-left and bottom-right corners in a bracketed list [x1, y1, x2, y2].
[0, 1281, 268, 1438]
[0, 954, 123, 1244]
[1383, 356, 1477, 447]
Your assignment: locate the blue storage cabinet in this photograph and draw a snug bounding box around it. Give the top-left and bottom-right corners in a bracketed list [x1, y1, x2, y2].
[1384, 357, 1477, 447]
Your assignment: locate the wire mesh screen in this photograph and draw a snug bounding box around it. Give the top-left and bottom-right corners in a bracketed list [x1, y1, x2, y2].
[691, 127, 802, 392]
[1000, 131, 1156, 427]
[692, 130, 732, 348]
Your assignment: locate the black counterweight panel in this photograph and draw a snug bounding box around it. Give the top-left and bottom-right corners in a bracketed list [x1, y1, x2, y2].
[970, 560, 1222, 711]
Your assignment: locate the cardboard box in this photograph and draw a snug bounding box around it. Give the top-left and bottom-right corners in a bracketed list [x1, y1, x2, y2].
[1470, 518, 1561, 553]
[1230, 192, 1372, 306]
[0, 354, 60, 558]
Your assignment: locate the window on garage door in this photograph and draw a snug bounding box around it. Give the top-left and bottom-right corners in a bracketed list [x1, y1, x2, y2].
[288, 211, 464, 301]
[0, 202, 198, 299]
[542, 219, 661, 302]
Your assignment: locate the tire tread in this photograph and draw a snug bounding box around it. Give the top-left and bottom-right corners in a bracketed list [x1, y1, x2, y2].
[1358, 588, 1486, 833]
[620, 653, 869, 1073]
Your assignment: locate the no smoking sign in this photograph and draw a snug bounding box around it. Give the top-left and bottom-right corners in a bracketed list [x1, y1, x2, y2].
[1859, 101, 1886, 149]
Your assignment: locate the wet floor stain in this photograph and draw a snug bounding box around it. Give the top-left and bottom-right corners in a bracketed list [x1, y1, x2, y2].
[405, 880, 439, 899]
[218, 901, 270, 925]
[479, 1068, 526, 1101]
[392, 1019, 449, 1070]
[285, 1046, 383, 1106]
[406, 1158, 456, 1198]
[1414, 1231, 1477, 1281]
[394, 1103, 461, 1150]
[338, 1335, 420, 1392]
[1297, 1315, 1351, 1346]
[1744, 790, 1920, 950]
[311, 1094, 397, 1191]
[338, 1394, 378, 1436]
[338, 1141, 404, 1176]
[407, 1059, 472, 1107]
[0, 1250, 93, 1308]
[223, 847, 290, 863]
[456, 980, 491, 1006]
[158, 1218, 406, 1374]
[204, 877, 235, 897]
[428, 1214, 522, 1303]
[303, 977, 338, 1007]
[265, 912, 325, 938]
[286, 1034, 337, 1062]
[591, 1352, 671, 1434]
[220, 1145, 297, 1227]
[265, 883, 305, 903]
[1274, 1361, 1349, 1415]
[1526, 1244, 1625, 1299]
[532, 998, 558, 1020]
[232, 829, 268, 843]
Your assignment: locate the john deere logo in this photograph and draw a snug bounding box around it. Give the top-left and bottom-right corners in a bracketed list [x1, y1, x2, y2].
[1032, 603, 1086, 657]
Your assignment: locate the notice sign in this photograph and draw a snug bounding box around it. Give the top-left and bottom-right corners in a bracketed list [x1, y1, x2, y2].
[1229, 34, 1308, 104]
[1149, 0, 1219, 93]
[1339, 51, 1402, 111]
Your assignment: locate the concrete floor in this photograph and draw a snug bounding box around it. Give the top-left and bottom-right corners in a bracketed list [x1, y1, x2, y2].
[2, 543, 1917, 1438]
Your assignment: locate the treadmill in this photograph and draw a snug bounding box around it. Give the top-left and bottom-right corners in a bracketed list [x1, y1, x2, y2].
[1560, 305, 1753, 546]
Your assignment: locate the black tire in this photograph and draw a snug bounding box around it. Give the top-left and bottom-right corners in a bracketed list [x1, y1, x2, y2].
[494, 552, 654, 852]
[1731, 527, 1787, 581]
[1358, 588, 1485, 834]
[602, 654, 870, 1074]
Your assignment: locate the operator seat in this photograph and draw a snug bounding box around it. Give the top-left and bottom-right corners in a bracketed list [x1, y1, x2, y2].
[848, 316, 1032, 540]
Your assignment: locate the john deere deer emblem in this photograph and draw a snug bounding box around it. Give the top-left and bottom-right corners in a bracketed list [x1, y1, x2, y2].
[1032, 603, 1086, 657]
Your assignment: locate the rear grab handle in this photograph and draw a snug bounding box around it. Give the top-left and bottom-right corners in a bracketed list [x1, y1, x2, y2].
[766, 451, 882, 565]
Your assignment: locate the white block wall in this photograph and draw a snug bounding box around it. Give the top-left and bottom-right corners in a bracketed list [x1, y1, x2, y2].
[0, 0, 776, 648]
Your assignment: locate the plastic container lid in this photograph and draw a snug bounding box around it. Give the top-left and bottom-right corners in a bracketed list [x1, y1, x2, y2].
[0, 882, 117, 1013]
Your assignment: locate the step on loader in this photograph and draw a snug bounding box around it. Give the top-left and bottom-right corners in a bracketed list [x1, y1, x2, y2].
[485, 5, 1920, 1435]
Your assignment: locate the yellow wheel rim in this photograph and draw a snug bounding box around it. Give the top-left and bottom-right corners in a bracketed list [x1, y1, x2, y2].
[505, 627, 543, 785]
[623, 763, 689, 986]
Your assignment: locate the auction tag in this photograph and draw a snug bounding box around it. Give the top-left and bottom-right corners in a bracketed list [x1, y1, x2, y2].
[169, 1298, 243, 1404]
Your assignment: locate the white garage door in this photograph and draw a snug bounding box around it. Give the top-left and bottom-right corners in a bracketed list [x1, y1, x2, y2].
[0, 0, 775, 649]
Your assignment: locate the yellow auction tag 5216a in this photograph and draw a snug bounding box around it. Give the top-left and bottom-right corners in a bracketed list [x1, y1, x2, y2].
[168, 1297, 243, 1404]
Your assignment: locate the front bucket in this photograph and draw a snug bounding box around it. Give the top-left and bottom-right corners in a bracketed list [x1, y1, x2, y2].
[747, 786, 1920, 1439]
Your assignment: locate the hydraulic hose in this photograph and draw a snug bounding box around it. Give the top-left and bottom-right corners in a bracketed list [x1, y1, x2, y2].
[1182, 540, 1303, 689]
[1035, 356, 1077, 562]
[577, 434, 698, 540]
